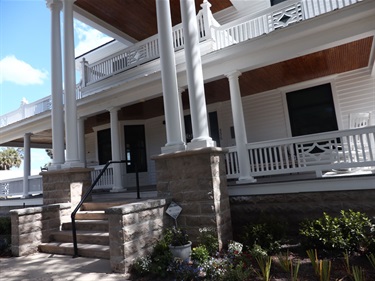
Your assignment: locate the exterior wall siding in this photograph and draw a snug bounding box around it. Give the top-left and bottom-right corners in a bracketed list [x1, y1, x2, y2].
[335, 68, 375, 129]
[243, 90, 288, 142]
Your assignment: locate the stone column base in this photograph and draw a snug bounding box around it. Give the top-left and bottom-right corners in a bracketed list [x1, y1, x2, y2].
[152, 147, 232, 250]
[41, 167, 93, 208]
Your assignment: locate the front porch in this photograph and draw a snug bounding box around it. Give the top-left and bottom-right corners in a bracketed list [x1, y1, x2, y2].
[1, 126, 374, 203]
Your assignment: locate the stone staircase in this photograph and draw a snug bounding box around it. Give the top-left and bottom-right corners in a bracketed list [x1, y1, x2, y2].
[38, 201, 124, 259]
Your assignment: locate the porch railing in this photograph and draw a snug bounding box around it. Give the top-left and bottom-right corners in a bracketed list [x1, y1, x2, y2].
[0, 175, 43, 198]
[225, 126, 375, 179]
[90, 165, 114, 189]
[212, 0, 362, 50]
[0, 97, 51, 127]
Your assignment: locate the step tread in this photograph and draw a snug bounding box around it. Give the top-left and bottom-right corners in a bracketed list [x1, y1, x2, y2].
[62, 220, 109, 231]
[52, 230, 109, 237]
[40, 242, 109, 250]
[39, 242, 110, 259]
[82, 201, 128, 211]
[76, 211, 108, 220]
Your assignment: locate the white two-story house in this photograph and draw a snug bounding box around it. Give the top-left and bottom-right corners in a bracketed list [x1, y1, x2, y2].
[0, 0, 374, 199]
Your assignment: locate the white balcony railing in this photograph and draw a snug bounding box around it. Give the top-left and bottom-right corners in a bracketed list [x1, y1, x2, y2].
[0, 97, 51, 127]
[0, 175, 43, 198]
[225, 126, 375, 179]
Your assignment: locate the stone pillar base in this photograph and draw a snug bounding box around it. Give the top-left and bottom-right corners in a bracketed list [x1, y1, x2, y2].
[41, 167, 93, 209]
[152, 147, 232, 250]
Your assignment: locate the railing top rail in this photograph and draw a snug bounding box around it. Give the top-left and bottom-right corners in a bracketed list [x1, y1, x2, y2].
[247, 126, 375, 148]
[214, 0, 301, 30]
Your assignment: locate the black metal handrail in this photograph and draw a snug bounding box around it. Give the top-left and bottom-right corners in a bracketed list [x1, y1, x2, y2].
[71, 159, 139, 257]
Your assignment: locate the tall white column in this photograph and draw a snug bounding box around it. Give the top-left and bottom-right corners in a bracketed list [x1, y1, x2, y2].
[22, 133, 32, 198]
[108, 107, 124, 192]
[180, 0, 214, 150]
[47, 0, 64, 169]
[226, 71, 256, 183]
[78, 117, 86, 166]
[63, 0, 81, 167]
[156, 0, 186, 154]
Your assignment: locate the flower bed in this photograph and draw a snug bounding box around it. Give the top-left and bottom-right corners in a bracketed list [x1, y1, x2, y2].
[130, 211, 375, 280]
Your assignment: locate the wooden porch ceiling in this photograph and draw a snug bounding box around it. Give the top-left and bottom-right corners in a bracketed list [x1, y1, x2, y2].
[74, 0, 233, 42]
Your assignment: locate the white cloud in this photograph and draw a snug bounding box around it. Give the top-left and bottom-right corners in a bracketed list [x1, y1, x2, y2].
[74, 20, 113, 57]
[0, 55, 48, 85]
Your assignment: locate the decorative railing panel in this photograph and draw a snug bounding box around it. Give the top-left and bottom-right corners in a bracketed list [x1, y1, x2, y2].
[225, 126, 375, 179]
[211, 0, 360, 50]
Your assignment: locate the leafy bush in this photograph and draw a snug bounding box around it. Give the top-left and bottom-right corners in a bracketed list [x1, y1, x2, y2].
[240, 216, 287, 254]
[299, 210, 374, 254]
[0, 217, 11, 253]
[0, 217, 11, 234]
[131, 231, 173, 279]
[197, 227, 219, 256]
[191, 245, 210, 265]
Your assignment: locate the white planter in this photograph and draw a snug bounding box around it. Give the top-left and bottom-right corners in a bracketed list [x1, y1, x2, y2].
[169, 241, 192, 262]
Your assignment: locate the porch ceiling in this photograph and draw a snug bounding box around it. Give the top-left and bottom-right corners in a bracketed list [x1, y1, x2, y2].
[83, 37, 373, 133]
[74, 0, 233, 42]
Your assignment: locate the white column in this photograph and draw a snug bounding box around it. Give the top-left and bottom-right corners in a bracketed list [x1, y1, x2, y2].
[63, 0, 81, 167]
[22, 133, 32, 198]
[47, 0, 64, 169]
[180, 0, 214, 150]
[156, 0, 186, 154]
[108, 107, 124, 191]
[226, 71, 256, 183]
[78, 117, 86, 166]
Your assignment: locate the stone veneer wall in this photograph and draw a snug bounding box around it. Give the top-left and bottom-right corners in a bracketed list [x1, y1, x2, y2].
[10, 203, 70, 256]
[230, 189, 375, 239]
[41, 168, 93, 207]
[152, 147, 233, 249]
[106, 199, 168, 274]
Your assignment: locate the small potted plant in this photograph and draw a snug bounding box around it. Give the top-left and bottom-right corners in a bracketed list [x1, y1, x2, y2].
[167, 227, 192, 261]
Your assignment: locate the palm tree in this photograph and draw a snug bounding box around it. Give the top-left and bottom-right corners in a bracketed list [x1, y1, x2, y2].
[0, 147, 23, 170]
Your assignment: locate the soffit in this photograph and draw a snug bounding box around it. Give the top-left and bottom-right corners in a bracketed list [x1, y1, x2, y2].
[74, 0, 233, 42]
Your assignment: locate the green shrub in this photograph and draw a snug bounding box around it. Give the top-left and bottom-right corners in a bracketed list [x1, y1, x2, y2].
[0, 217, 11, 235]
[240, 216, 287, 254]
[191, 245, 210, 265]
[0, 217, 11, 253]
[197, 227, 219, 256]
[299, 210, 373, 254]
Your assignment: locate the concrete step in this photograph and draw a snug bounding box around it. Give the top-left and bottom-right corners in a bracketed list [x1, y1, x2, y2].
[82, 201, 127, 211]
[50, 230, 109, 245]
[76, 210, 107, 220]
[38, 242, 110, 259]
[62, 220, 108, 232]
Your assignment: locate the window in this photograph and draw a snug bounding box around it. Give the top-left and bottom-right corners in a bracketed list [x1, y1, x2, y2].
[97, 128, 112, 165]
[271, 0, 287, 6]
[286, 83, 338, 137]
[124, 125, 147, 173]
[184, 112, 220, 146]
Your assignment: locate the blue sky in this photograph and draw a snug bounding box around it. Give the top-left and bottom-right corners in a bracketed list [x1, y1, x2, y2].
[0, 0, 112, 176]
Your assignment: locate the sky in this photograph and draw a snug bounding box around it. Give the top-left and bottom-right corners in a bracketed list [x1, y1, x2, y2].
[0, 0, 113, 177]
